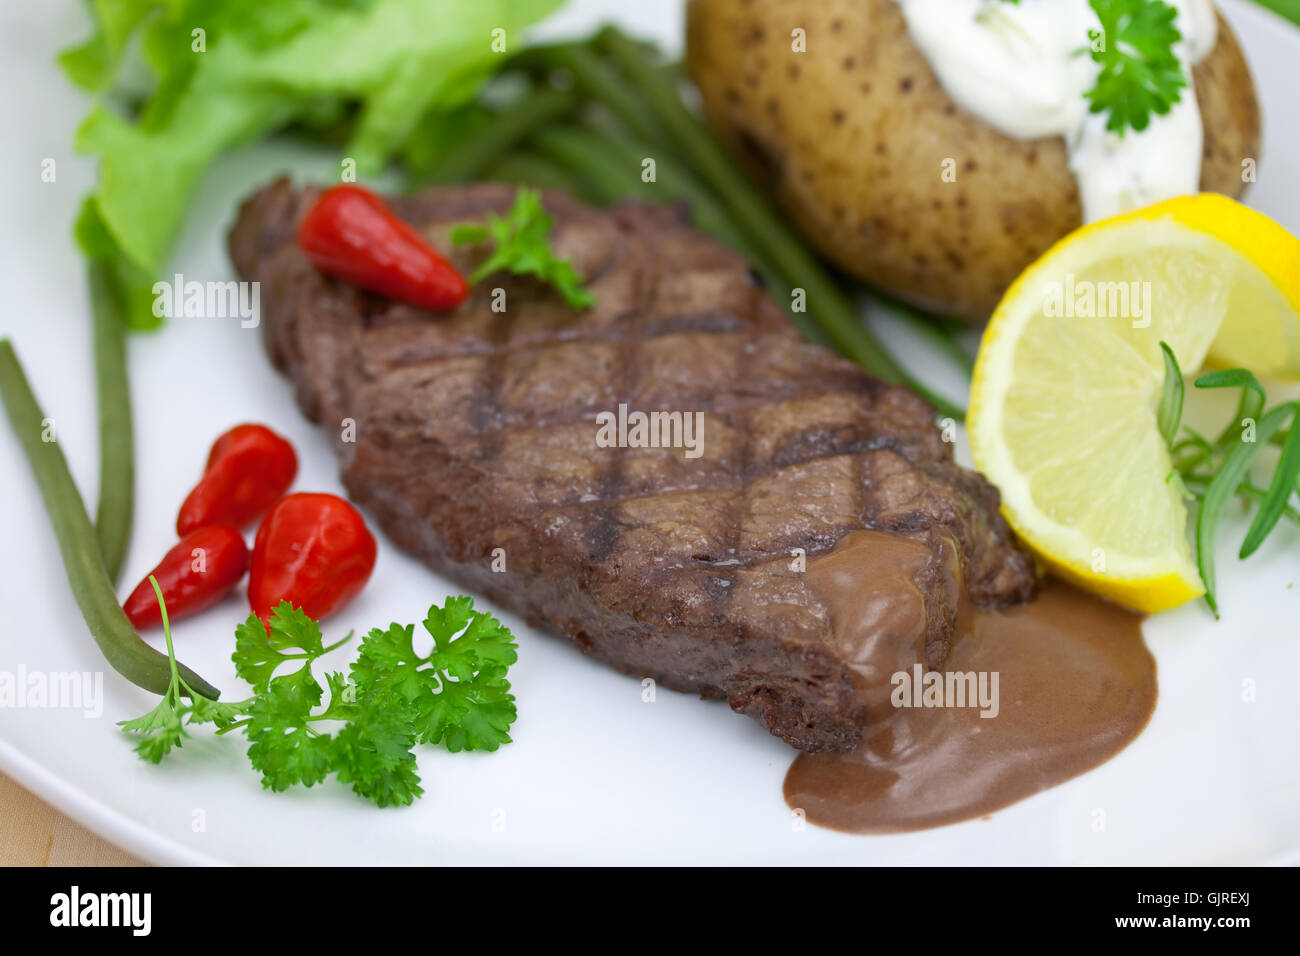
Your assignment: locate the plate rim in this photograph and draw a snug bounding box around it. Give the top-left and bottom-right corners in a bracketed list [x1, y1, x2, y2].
[0, 736, 218, 866]
[4, 0, 1298, 868]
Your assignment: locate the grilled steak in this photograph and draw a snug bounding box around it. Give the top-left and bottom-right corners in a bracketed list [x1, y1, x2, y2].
[229, 179, 1036, 752]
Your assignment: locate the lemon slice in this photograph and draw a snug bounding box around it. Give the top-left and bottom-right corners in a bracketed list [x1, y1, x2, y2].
[969, 195, 1300, 613]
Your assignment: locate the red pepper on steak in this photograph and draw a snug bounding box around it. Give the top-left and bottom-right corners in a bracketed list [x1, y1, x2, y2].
[296, 184, 470, 311]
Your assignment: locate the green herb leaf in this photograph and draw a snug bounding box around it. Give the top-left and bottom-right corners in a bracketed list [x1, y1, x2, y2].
[451, 188, 595, 309]
[1239, 404, 1300, 558]
[348, 623, 426, 699]
[351, 595, 519, 752]
[1156, 341, 1184, 450]
[332, 688, 424, 808]
[119, 695, 188, 764]
[119, 576, 249, 760]
[243, 689, 328, 790]
[242, 662, 346, 792]
[233, 601, 345, 692]
[1172, 370, 1300, 612]
[1195, 405, 1292, 614]
[186, 693, 249, 730]
[1231, 480, 1300, 529]
[1196, 368, 1268, 450]
[127, 594, 516, 807]
[1085, 0, 1188, 135]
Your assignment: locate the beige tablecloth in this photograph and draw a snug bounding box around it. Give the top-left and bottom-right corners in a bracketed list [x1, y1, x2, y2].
[0, 771, 144, 866]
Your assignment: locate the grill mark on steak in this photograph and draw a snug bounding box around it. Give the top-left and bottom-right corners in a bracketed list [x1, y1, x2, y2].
[416, 347, 866, 435]
[230, 178, 1037, 752]
[587, 325, 634, 567]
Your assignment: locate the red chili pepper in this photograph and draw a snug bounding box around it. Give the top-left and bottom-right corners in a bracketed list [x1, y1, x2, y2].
[296, 184, 470, 311]
[123, 526, 250, 630]
[177, 424, 297, 536]
[249, 493, 377, 623]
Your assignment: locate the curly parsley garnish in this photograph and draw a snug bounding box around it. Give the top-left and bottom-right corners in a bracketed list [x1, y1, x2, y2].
[116, 577, 252, 763]
[994, 0, 1189, 135]
[450, 187, 595, 309]
[1085, 0, 1189, 135]
[120, 591, 518, 808]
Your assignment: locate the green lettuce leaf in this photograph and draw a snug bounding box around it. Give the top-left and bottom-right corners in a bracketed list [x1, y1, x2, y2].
[62, 0, 563, 327]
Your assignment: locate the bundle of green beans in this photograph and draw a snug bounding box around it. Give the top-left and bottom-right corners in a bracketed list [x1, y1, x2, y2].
[0, 331, 218, 698]
[414, 26, 970, 420]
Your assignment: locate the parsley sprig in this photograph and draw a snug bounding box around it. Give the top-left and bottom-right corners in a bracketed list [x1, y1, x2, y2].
[1157, 343, 1300, 615]
[1085, 0, 1189, 135]
[120, 592, 518, 807]
[996, 0, 1189, 135]
[351, 597, 519, 752]
[116, 577, 248, 761]
[450, 188, 595, 309]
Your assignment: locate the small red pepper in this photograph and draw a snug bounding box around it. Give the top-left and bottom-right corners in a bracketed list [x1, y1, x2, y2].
[123, 526, 250, 630]
[177, 424, 298, 536]
[248, 492, 377, 623]
[297, 184, 470, 311]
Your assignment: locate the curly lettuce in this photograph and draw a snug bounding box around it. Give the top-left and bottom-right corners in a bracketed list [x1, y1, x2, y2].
[61, 0, 563, 327]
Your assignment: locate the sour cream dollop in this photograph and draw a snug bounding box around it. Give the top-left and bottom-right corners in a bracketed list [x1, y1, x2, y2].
[893, 0, 1218, 221]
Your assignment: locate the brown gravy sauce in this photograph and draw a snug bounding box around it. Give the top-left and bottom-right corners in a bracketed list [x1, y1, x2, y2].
[786, 531, 1156, 834]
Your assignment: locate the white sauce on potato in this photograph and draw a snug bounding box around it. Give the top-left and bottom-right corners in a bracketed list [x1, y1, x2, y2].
[893, 0, 1218, 221]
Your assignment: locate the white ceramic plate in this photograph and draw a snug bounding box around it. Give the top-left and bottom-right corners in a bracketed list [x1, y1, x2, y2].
[1, 0, 1297, 866]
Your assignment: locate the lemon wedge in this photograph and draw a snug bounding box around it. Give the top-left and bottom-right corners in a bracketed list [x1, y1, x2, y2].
[968, 194, 1300, 613]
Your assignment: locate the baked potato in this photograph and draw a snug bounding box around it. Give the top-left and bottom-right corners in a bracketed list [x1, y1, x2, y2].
[685, 0, 1261, 322]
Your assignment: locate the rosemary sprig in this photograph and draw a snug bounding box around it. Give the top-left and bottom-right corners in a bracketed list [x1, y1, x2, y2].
[1239, 406, 1300, 558]
[1156, 341, 1184, 449]
[1157, 342, 1300, 614]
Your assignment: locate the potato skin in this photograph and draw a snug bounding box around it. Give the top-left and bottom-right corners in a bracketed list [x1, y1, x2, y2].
[685, 0, 1261, 322]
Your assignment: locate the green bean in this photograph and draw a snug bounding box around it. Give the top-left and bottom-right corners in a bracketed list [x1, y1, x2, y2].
[590, 125, 753, 254]
[587, 125, 827, 344]
[519, 121, 822, 343]
[926, 328, 976, 378]
[593, 27, 907, 386]
[550, 45, 676, 147]
[498, 42, 568, 74]
[530, 122, 822, 339]
[530, 126, 654, 205]
[485, 152, 591, 199]
[891, 377, 967, 423]
[874, 294, 975, 372]
[514, 39, 684, 90]
[0, 340, 219, 699]
[874, 296, 975, 380]
[424, 86, 579, 185]
[89, 262, 133, 584]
